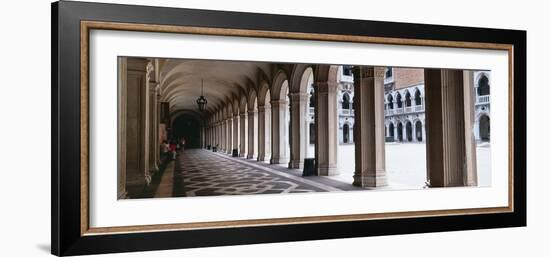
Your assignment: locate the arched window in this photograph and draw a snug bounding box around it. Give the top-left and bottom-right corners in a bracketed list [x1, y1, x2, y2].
[386, 67, 393, 78]
[477, 74, 490, 96]
[387, 94, 394, 109]
[406, 121, 413, 142]
[389, 122, 395, 137]
[415, 121, 423, 142]
[397, 122, 403, 141]
[342, 93, 351, 110]
[396, 92, 403, 108]
[405, 91, 412, 107]
[309, 123, 315, 144]
[479, 115, 490, 141]
[414, 89, 422, 106]
[343, 124, 350, 143]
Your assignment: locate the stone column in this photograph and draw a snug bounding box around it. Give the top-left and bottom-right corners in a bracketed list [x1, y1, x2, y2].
[265, 106, 272, 159]
[270, 100, 289, 164]
[257, 105, 267, 161]
[463, 71, 478, 186]
[221, 119, 226, 152]
[239, 112, 247, 157]
[233, 113, 239, 155]
[226, 117, 233, 154]
[424, 69, 477, 187]
[148, 82, 159, 174]
[289, 93, 309, 169]
[117, 57, 128, 198]
[352, 66, 387, 187]
[315, 81, 339, 176]
[123, 58, 151, 197]
[155, 93, 161, 165]
[218, 120, 221, 149]
[247, 109, 256, 159]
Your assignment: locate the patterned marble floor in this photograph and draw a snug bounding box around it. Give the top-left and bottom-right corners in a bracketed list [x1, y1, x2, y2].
[159, 149, 341, 197]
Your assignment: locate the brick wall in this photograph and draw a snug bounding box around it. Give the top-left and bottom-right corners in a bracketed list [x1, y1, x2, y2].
[394, 68, 424, 89]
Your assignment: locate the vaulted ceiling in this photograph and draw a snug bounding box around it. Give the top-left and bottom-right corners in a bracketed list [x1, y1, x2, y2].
[159, 59, 273, 115]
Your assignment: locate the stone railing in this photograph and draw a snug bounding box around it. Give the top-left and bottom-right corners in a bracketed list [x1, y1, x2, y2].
[385, 105, 424, 116]
[476, 95, 490, 105]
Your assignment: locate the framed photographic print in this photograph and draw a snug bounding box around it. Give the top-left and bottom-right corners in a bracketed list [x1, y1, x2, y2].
[51, 0, 526, 256]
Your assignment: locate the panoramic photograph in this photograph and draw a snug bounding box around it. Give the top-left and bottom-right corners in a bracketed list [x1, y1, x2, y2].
[117, 57, 491, 199]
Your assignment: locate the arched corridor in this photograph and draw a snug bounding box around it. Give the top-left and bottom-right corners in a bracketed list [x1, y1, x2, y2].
[117, 57, 491, 199]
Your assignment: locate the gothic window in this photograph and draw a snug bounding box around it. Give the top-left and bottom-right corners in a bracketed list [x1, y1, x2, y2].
[342, 93, 351, 110]
[414, 89, 422, 106]
[415, 121, 423, 142]
[387, 94, 394, 109]
[477, 74, 490, 96]
[405, 91, 412, 107]
[343, 124, 350, 143]
[396, 92, 403, 108]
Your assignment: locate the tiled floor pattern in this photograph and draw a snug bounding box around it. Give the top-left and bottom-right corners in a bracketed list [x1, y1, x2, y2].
[168, 149, 340, 197]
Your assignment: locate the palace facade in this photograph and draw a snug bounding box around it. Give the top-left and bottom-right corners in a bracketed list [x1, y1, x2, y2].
[311, 67, 491, 146]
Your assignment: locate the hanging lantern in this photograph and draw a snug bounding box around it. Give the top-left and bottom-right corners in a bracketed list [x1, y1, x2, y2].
[196, 79, 207, 111]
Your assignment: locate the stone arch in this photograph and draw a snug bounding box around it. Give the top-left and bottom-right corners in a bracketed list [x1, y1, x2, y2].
[271, 70, 289, 101]
[239, 93, 247, 114]
[290, 64, 314, 94]
[247, 88, 258, 111]
[388, 122, 395, 138]
[257, 81, 270, 106]
[314, 65, 339, 83]
[232, 94, 240, 115]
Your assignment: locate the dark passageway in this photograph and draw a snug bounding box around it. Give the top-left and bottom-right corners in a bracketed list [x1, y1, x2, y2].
[172, 114, 201, 148]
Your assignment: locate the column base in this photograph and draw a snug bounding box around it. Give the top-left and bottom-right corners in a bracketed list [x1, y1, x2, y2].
[257, 155, 266, 162]
[352, 173, 387, 187]
[149, 165, 159, 175]
[270, 157, 289, 164]
[288, 160, 303, 169]
[317, 165, 339, 176]
[239, 153, 246, 157]
[246, 154, 256, 159]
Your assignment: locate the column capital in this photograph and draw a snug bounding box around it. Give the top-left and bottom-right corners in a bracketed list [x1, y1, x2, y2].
[352, 66, 385, 80]
[270, 99, 288, 107]
[239, 112, 248, 118]
[289, 92, 309, 101]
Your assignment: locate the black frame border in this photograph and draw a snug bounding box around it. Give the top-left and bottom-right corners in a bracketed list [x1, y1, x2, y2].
[52, 1, 526, 256]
